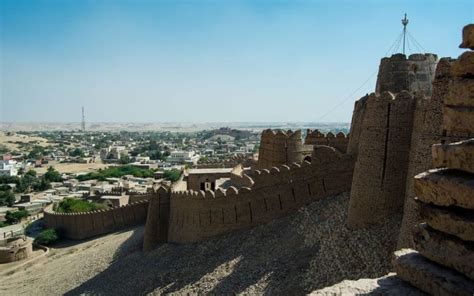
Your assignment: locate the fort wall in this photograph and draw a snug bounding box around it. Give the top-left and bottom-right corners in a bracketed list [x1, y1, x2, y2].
[396, 58, 455, 248]
[347, 91, 417, 228]
[304, 130, 349, 153]
[346, 95, 369, 157]
[43, 200, 149, 240]
[376, 53, 437, 96]
[256, 129, 313, 169]
[145, 145, 354, 244]
[196, 154, 254, 169]
[391, 26, 474, 295]
[128, 191, 156, 203]
[143, 187, 171, 251]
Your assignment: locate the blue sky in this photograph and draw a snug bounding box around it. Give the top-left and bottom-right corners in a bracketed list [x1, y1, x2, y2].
[1, 0, 472, 123]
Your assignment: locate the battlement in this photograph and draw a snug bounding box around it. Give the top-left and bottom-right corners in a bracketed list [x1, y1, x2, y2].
[305, 129, 349, 153]
[376, 53, 438, 96]
[257, 129, 313, 169]
[143, 145, 354, 246]
[196, 153, 254, 169]
[260, 129, 302, 140]
[44, 200, 149, 240]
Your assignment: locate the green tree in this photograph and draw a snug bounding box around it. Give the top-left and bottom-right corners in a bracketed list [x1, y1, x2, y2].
[17, 167, 25, 175]
[119, 155, 131, 164]
[34, 229, 59, 246]
[16, 171, 38, 193]
[54, 198, 107, 213]
[44, 166, 62, 182]
[163, 169, 182, 182]
[28, 146, 45, 159]
[0, 190, 16, 206]
[5, 209, 29, 224]
[25, 170, 37, 177]
[69, 148, 85, 157]
[33, 178, 51, 191]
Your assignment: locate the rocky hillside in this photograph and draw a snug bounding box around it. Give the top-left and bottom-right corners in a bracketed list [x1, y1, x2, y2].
[0, 193, 401, 295]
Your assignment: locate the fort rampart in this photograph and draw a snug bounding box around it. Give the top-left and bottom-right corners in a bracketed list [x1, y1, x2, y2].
[196, 154, 254, 169]
[144, 145, 354, 248]
[256, 129, 313, 169]
[396, 58, 456, 247]
[347, 91, 417, 228]
[44, 200, 149, 240]
[376, 53, 437, 96]
[304, 130, 349, 153]
[346, 95, 368, 157]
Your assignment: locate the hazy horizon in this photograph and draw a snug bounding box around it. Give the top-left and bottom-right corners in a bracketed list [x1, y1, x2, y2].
[1, 0, 472, 123]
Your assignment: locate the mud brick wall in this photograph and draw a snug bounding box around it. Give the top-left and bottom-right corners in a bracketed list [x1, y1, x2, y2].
[376, 53, 437, 96]
[44, 200, 149, 240]
[144, 146, 354, 245]
[256, 129, 313, 169]
[305, 130, 349, 153]
[347, 91, 417, 228]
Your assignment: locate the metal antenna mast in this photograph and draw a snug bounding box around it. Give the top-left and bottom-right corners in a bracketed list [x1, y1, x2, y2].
[401, 13, 409, 55]
[81, 106, 86, 132]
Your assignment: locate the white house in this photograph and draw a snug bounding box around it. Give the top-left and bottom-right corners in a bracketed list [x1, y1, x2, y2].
[167, 150, 200, 165]
[0, 160, 18, 176]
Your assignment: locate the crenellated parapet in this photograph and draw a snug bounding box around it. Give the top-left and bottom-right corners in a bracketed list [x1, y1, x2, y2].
[143, 145, 354, 245]
[257, 129, 313, 170]
[128, 191, 156, 203]
[305, 129, 349, 153]
[376, 53, 438, 96]
[196, 153, 255, 169]
[43, 200, 149, 240]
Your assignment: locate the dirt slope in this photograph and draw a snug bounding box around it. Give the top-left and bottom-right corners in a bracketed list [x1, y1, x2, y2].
[0, 193, 401, 295]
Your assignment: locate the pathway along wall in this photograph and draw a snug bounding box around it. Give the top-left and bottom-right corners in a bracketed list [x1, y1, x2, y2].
[44, 200, 149, 240]
[144, 145, 354, 249]
[347, 91, 417, 228]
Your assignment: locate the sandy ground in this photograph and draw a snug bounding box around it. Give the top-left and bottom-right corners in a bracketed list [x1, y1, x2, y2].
[0, 193, 401, 296]
[0, 131, 51, 151]
[33, 161, 109, 175]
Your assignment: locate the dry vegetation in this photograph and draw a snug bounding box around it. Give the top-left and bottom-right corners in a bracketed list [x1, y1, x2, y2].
[33, 161, 109, 175]
[0, 131, 51, 152]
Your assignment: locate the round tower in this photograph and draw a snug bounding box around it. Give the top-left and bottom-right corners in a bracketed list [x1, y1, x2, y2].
[376, 53, 438, 96]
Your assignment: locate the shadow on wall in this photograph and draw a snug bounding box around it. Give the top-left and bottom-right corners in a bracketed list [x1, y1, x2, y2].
[65, 194, 400, 295]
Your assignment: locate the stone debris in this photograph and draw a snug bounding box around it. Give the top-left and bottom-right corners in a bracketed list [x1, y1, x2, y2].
[413, 223, 474, 280]
[419, 201, 474, 241]
[432, 139, 474, 174]
[393, 249, 474, 296]
[414, 168, 474, 209]
[391, 23, 474, 295]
